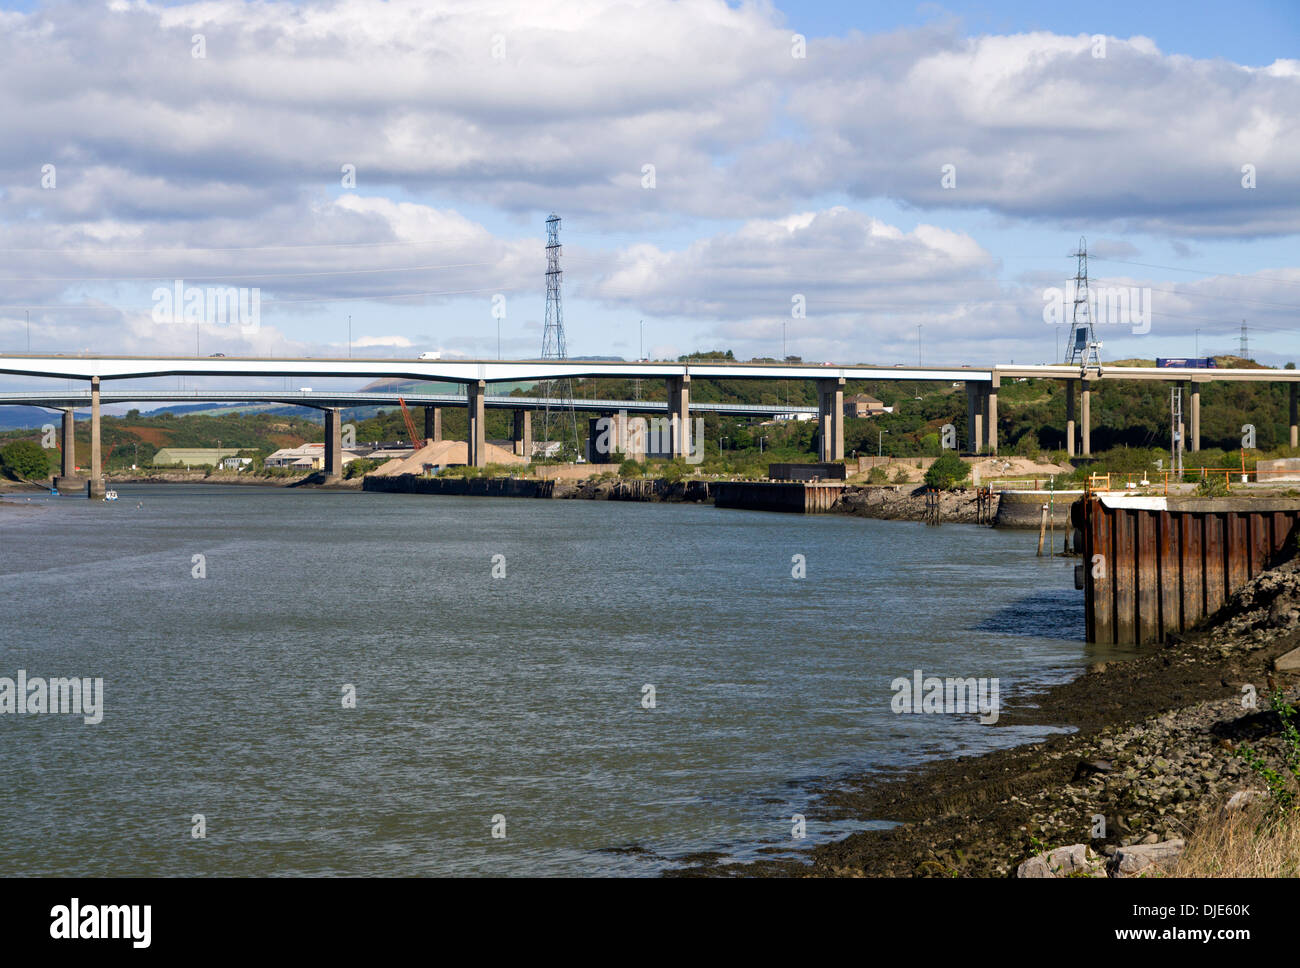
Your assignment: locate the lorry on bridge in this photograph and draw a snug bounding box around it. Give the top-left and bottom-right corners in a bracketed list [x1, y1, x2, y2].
[1156, 357, 1217, 368]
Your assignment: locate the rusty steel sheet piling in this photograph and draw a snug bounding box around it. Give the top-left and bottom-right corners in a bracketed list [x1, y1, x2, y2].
[1075, 494, 1300, 645]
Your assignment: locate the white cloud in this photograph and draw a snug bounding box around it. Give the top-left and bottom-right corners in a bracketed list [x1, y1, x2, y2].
[1, 3, 1293, 235]
[0, 1, 1296, 368]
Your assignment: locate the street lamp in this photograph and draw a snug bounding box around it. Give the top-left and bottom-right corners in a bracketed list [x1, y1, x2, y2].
[878, 428, 888, 457]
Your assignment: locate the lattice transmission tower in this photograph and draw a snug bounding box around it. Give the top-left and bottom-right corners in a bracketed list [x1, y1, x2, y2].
[1064, 236, 1101, 371]
[539, 213, 579, 459]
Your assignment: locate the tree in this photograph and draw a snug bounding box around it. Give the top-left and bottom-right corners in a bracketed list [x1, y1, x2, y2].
[1, 440, 52, 480]
[924, 451, 968, 490]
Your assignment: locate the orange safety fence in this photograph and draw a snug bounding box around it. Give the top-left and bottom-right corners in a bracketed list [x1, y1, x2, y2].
[1086, 465, 1298, 495]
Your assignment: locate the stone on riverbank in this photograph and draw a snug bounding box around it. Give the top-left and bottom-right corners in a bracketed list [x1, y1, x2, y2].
[1016, 844, 1106, 878]
[1112, 839, 1184, 877]
[1275, 646, 1300, 672]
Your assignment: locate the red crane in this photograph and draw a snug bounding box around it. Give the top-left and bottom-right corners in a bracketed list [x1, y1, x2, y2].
[397, 397, 424, 451]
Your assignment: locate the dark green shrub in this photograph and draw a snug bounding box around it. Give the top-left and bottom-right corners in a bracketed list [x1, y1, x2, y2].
[924, 452, 969, 490]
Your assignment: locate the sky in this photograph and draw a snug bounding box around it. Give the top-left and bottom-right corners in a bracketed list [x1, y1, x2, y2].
[1, 0, 1299, 395]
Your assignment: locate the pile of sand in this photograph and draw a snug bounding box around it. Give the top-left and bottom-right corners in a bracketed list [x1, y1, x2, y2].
[367, 439, 526, 476]
[969, 456, 1072, 480]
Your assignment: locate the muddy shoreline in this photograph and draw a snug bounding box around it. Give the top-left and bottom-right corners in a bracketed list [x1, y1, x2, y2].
[666, 555, 1300, 877]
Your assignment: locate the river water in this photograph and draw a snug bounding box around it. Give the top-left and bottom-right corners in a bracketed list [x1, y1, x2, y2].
[1, 484, 1105, 876]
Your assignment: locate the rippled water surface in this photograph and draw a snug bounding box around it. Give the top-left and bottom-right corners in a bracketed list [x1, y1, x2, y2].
[1, 485, 1097, 875]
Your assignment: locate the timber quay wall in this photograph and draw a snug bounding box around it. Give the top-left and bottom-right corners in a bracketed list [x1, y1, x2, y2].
[1076, 494, 1300, 646]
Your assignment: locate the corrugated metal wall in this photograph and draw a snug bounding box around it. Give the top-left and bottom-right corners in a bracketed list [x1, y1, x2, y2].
[1075, 497, 1300, 645]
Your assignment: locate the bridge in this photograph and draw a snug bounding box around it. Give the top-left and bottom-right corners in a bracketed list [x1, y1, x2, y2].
[0, 387, 819, 490]
[0, 388, 818, 418]
[2, 353, 1298, 495]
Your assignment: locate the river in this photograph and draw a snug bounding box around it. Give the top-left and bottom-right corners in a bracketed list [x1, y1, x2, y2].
[1, 484, 1102, 876]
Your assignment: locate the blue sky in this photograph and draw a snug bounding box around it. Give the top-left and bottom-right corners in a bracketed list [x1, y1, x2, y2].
[790, 0, 1300, 63]
[0, 0, 1297, 389]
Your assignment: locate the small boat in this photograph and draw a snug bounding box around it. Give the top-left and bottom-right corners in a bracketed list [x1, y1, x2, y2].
[49, 487, 60, 496]
[103, 490, 118, 502]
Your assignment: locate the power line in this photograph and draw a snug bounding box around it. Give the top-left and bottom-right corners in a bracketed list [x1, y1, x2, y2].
[1088, 257, 1300, 290]
[0, 261, 504, 284]
[0, 235, 492, 254]
[0, 285, 518, 311]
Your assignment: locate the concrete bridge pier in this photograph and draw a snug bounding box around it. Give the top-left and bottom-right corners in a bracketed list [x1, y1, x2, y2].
[1291, 384, 1298, 449]
[51, 407, 85, 492]
[512, 409, 532, 458]
[817, 376, 845, 461]
[1065, 379, 1077, 457]
[986, 375, 999, 454]
[666, 375, 690, 459]
[966, 382, 984, 454]
[424, 406, 442, 444]
[1081, 380, 1092, 456]
[323, 408, 343, 480]
[467, 380, 486, 467]
[87, 376, 105, 498]
[1189, 381, 1201, 452]
[966, 379, 998, 455]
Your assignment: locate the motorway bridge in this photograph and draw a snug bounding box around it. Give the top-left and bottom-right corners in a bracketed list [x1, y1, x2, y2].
[2, 354, 1298, 494]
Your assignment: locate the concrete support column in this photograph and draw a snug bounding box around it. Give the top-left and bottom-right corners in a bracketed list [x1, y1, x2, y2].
[987, 376, 999, 455]
[60, 408, 76, 477]
[1291, 383, 1298, 450]
[1081, 381, 1092, 456]
[1065, 379, 1077, 458]
[424, 406, 442, 444]
[52, 407, 83, 492]
[88, 376, 104, 497]
[467, 380, 486, 467]
[966, 382, 984, 454]
[323, 408, 342, 480]
[817, 377, 845, 462]
[1188, 382, 1200, 452]
[512, 409, 532, 458]
[665, 374, 691, 458]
